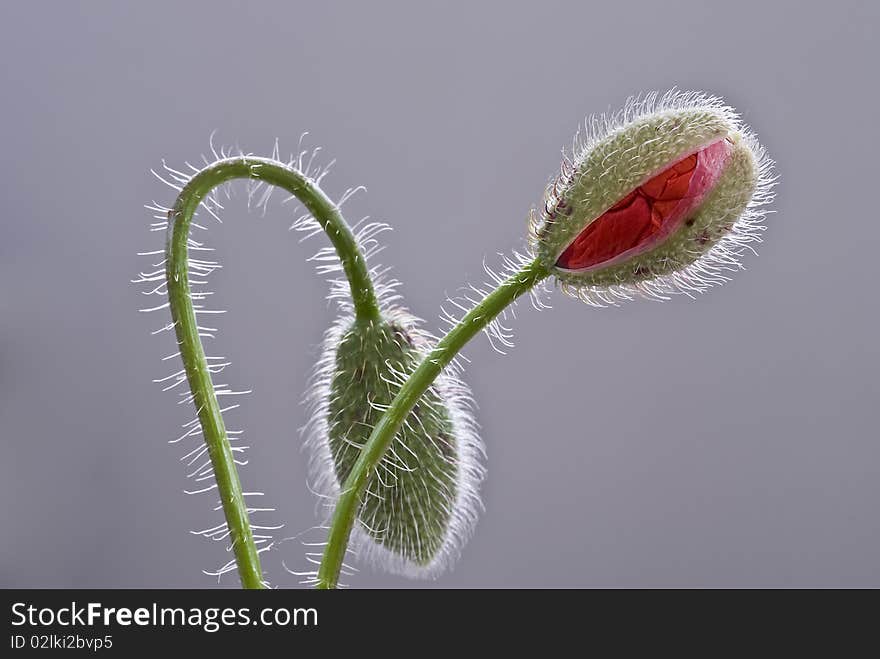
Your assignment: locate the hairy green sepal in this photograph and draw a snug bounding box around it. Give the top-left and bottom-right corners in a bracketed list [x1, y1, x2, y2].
[327, 317, 457, 566]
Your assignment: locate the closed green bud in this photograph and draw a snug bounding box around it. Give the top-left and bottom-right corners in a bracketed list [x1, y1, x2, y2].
[305, 308, 484, 578]
[529, 90, 776, 305]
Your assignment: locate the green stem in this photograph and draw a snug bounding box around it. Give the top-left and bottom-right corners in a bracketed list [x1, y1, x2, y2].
[316, 258, 550, 588]
[166, 156, 380, 589]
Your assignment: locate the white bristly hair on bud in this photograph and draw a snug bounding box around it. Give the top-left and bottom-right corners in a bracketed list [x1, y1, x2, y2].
[528, 89, 778, 307]
[300, 303, 486, 580]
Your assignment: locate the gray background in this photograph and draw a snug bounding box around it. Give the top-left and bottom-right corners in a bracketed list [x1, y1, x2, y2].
[1, 0, 877, 588]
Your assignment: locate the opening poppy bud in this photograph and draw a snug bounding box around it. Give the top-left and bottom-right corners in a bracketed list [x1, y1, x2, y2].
[304, 309, 484, 578]
[530, 91, 776, 304]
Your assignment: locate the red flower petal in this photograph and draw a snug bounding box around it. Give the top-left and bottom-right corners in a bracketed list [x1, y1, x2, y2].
[556, 138, 733, 271]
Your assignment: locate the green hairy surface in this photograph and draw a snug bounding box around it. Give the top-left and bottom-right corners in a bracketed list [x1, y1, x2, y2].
[536, 108, 730, 266]
[556, 135, 758, 290]
[327, 318, 458, 566]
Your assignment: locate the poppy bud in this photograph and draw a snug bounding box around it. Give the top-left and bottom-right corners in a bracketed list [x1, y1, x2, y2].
[530, 91, 776, 304]
[305, 308, 484, 578]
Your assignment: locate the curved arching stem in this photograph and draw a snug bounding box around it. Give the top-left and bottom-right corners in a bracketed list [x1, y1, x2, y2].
[166, 157, 381, 589]
[316, 258, 549, 588]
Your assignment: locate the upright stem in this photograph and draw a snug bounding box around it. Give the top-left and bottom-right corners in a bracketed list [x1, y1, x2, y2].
[316, 258, 549, 588]
[166, 157, 380, 589]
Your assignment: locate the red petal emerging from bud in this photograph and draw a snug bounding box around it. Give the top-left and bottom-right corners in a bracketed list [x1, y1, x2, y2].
[556, 138, 733, 271]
